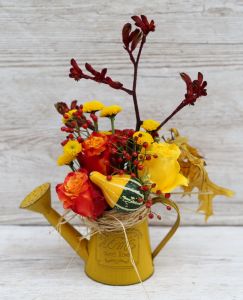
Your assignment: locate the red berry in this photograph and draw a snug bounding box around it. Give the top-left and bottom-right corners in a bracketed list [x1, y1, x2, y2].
[87, 120, 92, 126]
[79, 104, 83, 109]
[146, 155, 151, 160]
[165, 193, 171, 199]
[68, 134, 74, 139]
[63, 113, 69, 119]
[133, 160, 139, 166]
[82, 123, 88, 129]
[106, 175, 112, 181]
[157, 215, 162, 220]
[91, 114, 98, 122]
[125, 154, 131, 161]
[137, 197, 144, 203]
[148, 213, 154, 219]
[77, 137, 84, 143]
[111, 148, 117, 154]
[143, 185, 149, 191]
[61, 140, 68, 146]
[166, 206, 171, 211]
[145, 201, 152, 208]
[156, 190, 162, 195]
[143, 142, 148, 148]
[61, 127, 66, 132]
[130, 173, 136, 178]
[117, 157, 123, 163]
[122, 150, 127, 155]
[132, 152, 138, 157]
[70, 121, 77, 128]
[138, 164, 144, 170]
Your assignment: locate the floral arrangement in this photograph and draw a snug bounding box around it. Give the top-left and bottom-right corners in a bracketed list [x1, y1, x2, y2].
[55, 15, 233, 222]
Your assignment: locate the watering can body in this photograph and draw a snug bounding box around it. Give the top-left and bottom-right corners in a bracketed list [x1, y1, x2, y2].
[20, 183, 180, 286]
[85, 219, 153, 285]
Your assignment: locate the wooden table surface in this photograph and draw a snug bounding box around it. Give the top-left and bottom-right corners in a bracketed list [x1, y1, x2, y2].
[1, 225, 242, 300]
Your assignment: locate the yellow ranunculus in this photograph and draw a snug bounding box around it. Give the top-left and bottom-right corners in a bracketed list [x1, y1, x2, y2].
[139, 142, 188, 193]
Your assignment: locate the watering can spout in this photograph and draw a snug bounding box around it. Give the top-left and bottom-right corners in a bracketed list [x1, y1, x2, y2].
[19, 183, 88, 262]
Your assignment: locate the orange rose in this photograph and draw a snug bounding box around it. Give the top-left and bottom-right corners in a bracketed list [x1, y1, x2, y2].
[56, 170, 107, 218]
[82, 132, 108, 156]
[78, 132, 111, 175]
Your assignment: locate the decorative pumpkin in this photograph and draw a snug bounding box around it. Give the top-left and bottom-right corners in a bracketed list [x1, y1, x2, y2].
[89, 171, 144, 212]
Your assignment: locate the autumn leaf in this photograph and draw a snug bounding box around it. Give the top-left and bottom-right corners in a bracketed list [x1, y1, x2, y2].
[168, 128, 234, 220]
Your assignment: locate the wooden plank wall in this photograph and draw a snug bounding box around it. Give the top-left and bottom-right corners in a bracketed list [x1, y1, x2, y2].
[0, 0, 242, 225]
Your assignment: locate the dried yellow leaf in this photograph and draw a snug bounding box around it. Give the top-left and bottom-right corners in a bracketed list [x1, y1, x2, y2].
[168, 128, 234, 220]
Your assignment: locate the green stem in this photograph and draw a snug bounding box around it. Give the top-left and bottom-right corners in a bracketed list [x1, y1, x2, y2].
[85, 129, 90, 136]
[69, 162, 76, 172]
[94, 121, 98, 132]
[110, 117, 115, 134]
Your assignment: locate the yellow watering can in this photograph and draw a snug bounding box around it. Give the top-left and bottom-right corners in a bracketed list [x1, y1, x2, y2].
[20, 182, 180, 285]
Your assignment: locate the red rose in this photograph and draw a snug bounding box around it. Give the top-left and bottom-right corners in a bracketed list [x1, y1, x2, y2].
[56, 170, 107, 218]
[78, 132, 111, 175]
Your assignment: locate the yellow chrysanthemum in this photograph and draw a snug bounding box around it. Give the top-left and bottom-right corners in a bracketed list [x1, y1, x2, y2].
[83, 100, 105, 113]
[63, 140, 82, 156]
[62, 109, 77, 124]
[100, 105, 122, 117]
[139, 142, 188, 193]
[133, 131, 154, 147]
[141, 119, 160, 131]
[57, 152, 75, 166]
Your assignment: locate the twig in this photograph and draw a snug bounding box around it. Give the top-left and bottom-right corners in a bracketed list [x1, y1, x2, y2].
[156, 101, 185, 131]
[126, 36, 146, 131]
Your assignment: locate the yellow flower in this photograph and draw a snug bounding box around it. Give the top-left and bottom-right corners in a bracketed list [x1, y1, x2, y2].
[141, 119, 160, 131]
[100, 105, 122, 117]
[139, 142, 188, 193]
[57, 152, 75, 166]
[63, 140, 82, 156]
[133, 131, 154, 147]
[83, 100, 105, 113]
[62, 109, 77, 124]
[100, 131, 112, 135]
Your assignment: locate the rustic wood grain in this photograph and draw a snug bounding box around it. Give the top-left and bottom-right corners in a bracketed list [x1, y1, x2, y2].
[1, 225, 243, 300]
[0, 0, 242, 225]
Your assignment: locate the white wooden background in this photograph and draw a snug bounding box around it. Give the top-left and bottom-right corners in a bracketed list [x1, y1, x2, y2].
[0, 0, 243, 225]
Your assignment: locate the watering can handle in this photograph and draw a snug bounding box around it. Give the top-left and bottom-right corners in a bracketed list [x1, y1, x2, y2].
[152, 198, 181, 259]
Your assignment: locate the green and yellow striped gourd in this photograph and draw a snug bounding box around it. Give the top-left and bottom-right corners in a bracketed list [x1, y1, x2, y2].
[89, 171, 144, 212]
